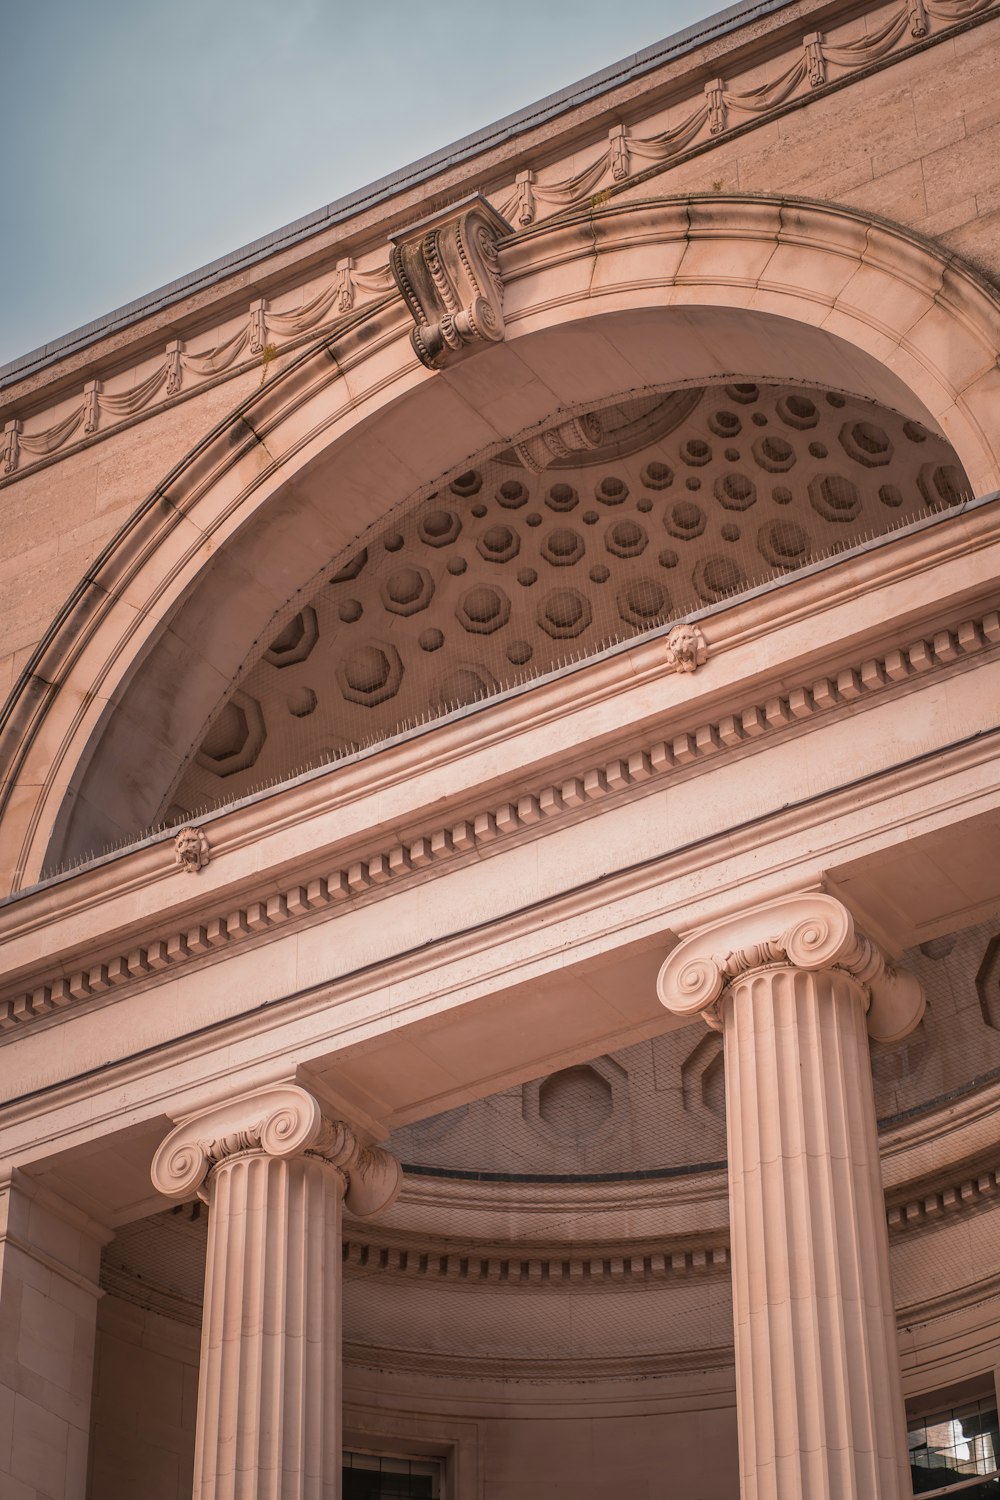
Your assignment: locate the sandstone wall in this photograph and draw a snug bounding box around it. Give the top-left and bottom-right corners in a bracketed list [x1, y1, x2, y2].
[624, 17, 1000, 279]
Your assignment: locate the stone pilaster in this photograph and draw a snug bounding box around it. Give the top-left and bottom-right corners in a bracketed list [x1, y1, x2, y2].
[658, 893, 924, 1500]
[0, 1173, 111, 1500]
[151, 1085, 401, 1499]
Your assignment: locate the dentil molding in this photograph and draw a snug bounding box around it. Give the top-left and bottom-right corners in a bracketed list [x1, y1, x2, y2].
[657, 891, 926, 1041]
[100, 1152, 1000, 1338]
[150, 1083, 402, 1219]
[344, 1230, 730, 1288]
[1, 604, 995, 1033]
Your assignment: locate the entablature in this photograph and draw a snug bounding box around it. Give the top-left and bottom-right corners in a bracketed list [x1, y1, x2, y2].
[1, 500, 997, 1039]
[0, 505, 997, 1236]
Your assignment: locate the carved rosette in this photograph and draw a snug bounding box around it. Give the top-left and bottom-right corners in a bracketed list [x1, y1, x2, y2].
[150, 1084, 402, 1219]
[390, 195, 511, 370]
[657, 892, 925, 1040]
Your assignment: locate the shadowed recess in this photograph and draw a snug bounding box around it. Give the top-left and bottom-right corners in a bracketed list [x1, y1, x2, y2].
[159, 381, 970, 830]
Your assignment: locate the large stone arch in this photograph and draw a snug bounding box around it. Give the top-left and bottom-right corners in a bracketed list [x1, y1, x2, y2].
[2, 191, 999, 890]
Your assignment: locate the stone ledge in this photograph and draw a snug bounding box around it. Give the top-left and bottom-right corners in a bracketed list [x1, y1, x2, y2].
[2, 602, 994, 1034]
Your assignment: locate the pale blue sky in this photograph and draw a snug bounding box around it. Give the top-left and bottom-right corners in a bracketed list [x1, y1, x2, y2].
[1, 0, 723, 367]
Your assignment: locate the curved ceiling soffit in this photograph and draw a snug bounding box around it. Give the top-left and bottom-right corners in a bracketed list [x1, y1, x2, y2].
[166, 380, 968, 824]
[1, 191, 997, 889]
[501, 192, 1000, 489]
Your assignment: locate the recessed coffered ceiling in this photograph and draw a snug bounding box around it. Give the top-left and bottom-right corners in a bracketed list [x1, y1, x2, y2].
[166, 382, 968, 821]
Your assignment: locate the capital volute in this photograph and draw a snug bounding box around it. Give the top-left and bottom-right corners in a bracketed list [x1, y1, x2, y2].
[150, 1084, 402, 1220]
[657, 893, 924, 1042]
[390, 194, 511, 369]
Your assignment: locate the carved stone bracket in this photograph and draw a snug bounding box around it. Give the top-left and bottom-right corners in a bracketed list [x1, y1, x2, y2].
[657, 892, 925, 1041]
[390, 194, 511, 369]
[150, 1083, 402, 1219]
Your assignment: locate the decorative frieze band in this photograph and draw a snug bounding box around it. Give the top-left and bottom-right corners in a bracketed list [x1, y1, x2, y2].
[886, 1161, 1000, 1231]
[342, 1233, 730, 1286]
[347, 1159, 1000, 1276]
[1, 606, 996, 1032]
[1, 0, 995, 478]
[100, 1151, 1000, 1338]
[0, 260, 396, 477]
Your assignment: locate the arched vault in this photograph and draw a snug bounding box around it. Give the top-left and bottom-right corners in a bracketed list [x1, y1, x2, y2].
[2, 192, 999, 889]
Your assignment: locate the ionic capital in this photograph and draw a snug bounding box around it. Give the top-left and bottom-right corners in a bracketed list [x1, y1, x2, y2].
[657, 892, 924, 1041]
[150, 1084, 402, 1219]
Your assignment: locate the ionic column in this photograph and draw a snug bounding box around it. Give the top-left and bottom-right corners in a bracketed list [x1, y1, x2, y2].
[151, 1085, 401, 1500]
[658, 894, 925, 1500]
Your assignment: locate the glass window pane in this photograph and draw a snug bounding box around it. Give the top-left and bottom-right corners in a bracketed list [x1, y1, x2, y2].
[343, 1452, 441, 1499]
[908, 1393, 1000, 1494]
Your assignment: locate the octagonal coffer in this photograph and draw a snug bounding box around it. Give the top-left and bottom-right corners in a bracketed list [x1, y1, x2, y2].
[170, 381, 971, 821]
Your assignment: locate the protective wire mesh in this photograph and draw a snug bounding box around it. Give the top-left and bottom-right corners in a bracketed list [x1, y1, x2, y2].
[164, 381, 971, 825]
[343, 1454, 440, 1499]
[385, 917, 1000, 1180]
[101, 919, 1000, 1366]
[103, 1201, 207, 1310]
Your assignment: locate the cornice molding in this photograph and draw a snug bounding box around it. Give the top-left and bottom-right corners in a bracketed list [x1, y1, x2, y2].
[343, 1229, 730, 1288]
[339, 1341, 739, 1382]
[96, 1178, 1000, 1375]
[340, 1157, 1000, 1286]
[880, 1069, 1000, 1171]
[394, 1162, 729, 1215]
[6, 494, 996, 931]
[1, 0, 996, 480]
[886, 1157, 1000, 1235]
[896, 1266, 1000, 1326]
[2, 601, 994, 1034]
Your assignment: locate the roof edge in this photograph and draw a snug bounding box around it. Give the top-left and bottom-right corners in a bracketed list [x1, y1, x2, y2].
[0, 0, 793, 390]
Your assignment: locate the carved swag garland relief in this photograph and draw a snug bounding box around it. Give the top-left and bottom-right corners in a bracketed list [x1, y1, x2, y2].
[1, 0, 997, 475]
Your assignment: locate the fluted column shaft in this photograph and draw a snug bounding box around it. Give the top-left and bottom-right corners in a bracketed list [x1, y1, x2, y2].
[151, 1085, 401, 1500]
[723, 962, 908, 1500]
[194, 1151, 342, 1500]
[658, 893, 925, 1500]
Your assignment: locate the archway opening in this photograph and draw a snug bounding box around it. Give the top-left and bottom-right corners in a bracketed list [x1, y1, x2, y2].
[72, 375, 970, 854]
[27, 290, 984, 880]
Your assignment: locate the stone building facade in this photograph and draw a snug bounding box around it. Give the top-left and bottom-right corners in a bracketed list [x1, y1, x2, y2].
[2, 0, 1000, 1494]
